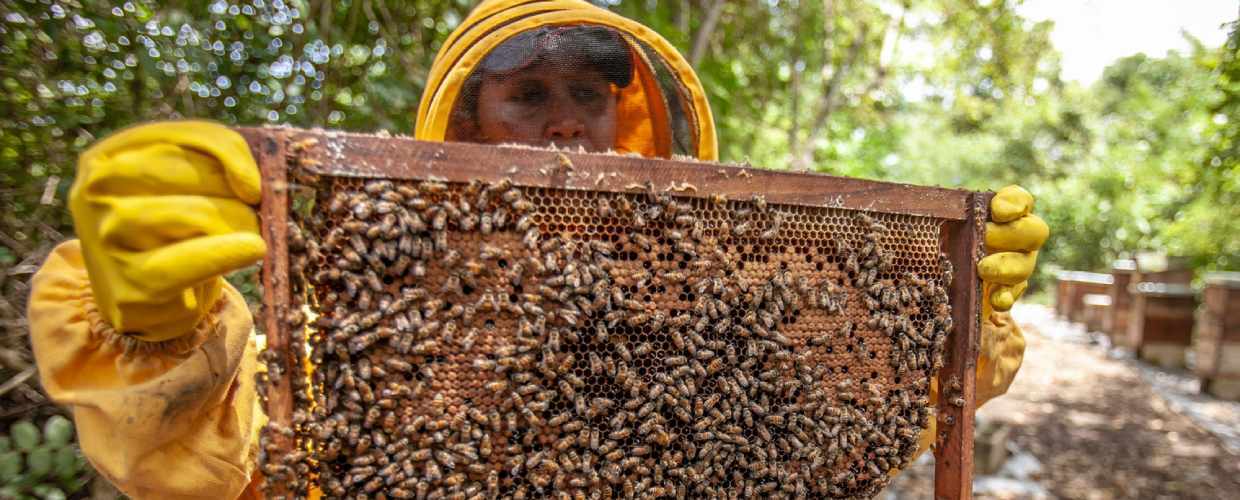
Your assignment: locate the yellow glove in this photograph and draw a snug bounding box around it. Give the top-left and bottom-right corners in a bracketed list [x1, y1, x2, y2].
[975, 185, 1044, 404]
[69, 120, 266, 342]
[978, 185, 1049, 314]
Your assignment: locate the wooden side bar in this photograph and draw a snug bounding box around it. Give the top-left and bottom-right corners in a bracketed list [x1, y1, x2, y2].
[934, 192, 988, 500]
[246, 130, 294, 496]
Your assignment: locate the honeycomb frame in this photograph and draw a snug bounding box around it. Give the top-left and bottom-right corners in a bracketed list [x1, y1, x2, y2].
[239, 128, 988, 499]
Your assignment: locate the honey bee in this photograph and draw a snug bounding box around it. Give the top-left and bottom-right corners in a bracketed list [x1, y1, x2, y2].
[940, 253, 954, 286]
[501, 187, 523, 204]
[629, 233, 654, 252]
[589, 239, 615, 255]
[625, 312, 649, 327]
[597, 197, 614, 218]
[659, 270, 687, 284]
[615, 342, 634, 363]
[384, 358, 412, 373]
[731, 221, 752, 237]
[523, 228, 540, 249]
[752, 194, 768, 212]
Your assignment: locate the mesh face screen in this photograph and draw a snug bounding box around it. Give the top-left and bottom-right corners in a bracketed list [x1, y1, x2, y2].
[251, 130, 979, 499]
[446, 24, 698, 157]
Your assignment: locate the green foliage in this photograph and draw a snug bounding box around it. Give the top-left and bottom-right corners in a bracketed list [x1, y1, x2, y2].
[0, 0, 1235, 297]
[1163, 19, 1240, 272]
[607, 0, 1061, 175]
[1, 416, 91, 500]
[880, 28, 1231, 288]
[226, 265, 263, 309]
[0, 0, 475, 251]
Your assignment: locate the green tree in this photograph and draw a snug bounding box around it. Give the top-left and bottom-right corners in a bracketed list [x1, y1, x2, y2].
[606, 0, 1060, 176]
[1162, 18, 1240, 272]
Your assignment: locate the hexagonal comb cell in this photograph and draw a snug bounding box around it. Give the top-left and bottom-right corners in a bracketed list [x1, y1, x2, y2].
[245, 129, 984, 499]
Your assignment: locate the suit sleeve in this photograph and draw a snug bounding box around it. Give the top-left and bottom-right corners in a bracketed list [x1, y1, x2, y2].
[27, 240, 263, 500]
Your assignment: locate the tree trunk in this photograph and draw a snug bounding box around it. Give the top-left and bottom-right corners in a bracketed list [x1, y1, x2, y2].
[689, 0, 728, 67]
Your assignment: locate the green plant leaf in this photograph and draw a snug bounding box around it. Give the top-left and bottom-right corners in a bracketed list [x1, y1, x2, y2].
[52, 447, 78, 480]
[40, 486, 66, 500]
[10, 422, 40, 451]
[0, 450, 22, 483]
[26, 446, 52, 480]
[41, 417, 72, 449]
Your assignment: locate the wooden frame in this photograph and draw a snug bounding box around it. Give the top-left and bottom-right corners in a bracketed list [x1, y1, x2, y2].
[239, 127, 987, 499]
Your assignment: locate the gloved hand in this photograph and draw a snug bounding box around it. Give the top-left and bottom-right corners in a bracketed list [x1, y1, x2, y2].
[69, 120, 266, 342]
[977, 185, 1048, 315]
[975, 185, 1045, 400]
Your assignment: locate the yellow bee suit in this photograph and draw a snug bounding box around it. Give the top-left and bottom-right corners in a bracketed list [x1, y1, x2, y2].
[26, 1, 1032, 499]
[28, 241, 265, 500]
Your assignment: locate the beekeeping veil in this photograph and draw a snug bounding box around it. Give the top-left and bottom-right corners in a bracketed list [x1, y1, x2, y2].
[415, 0, 718, 160]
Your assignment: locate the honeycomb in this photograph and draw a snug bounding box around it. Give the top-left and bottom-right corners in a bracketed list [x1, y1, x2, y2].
[256, 157, 957, 499]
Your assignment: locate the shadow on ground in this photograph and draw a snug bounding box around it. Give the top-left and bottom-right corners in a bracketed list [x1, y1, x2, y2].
[883, 305, 1240, 500]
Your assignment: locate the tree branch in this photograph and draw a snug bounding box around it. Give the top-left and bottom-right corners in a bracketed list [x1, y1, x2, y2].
[807, 25, 865, 141]
[373, 0, 422, 79]
[677, 0, 690, 36]
[315, 1, 335, 121]
[788, 2, 806, 154]
[689, 0, 727, 67]
[0, 367, 35, 398]
[860, 5, 907, 102]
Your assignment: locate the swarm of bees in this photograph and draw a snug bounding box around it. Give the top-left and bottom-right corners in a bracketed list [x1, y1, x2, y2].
[256, 166, 957, 499]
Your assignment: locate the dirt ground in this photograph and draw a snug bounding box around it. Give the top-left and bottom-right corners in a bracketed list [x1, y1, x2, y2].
[882, 304, 1240, 499]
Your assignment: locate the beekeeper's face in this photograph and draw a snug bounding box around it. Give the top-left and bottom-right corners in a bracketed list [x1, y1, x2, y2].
[475, 62, 618, 152]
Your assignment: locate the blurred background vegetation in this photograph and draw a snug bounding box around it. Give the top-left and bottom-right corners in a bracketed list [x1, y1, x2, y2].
[0, 0, 1236, 495]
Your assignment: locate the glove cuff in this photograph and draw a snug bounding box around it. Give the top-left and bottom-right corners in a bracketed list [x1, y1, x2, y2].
[83, 292, 227, 356]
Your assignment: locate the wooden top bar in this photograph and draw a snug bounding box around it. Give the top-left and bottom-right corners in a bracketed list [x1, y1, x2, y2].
[237, 127, 974, 221]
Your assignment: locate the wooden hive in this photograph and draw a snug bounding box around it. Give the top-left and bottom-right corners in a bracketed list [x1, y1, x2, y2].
[1128, 282, 1196, 369]
[239, 127, 989, 499]
[1054, 276, 1071, 318]
[1106, 259, 1137, 344]
[1195, 273, 1240, 399]
[1055, 271, 1112, 324]
[1081, 293, 1111, 333]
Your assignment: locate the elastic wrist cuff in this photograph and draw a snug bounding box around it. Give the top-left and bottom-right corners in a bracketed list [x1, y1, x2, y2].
[84, 297, 226, 356]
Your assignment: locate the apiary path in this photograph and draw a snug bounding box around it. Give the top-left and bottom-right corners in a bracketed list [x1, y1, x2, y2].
[884, 304, 1240, 499]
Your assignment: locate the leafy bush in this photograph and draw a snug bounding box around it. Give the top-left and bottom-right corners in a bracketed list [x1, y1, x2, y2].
[0, 416, 91, 500]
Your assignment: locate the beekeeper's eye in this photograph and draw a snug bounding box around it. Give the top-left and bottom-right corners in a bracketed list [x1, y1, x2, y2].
[570, 82, 606, 104]
[510, 80, 548, 105]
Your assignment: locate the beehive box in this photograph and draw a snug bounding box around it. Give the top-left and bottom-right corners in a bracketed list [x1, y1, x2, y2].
[239, 128, 988, 499]
[1081, 294, 1111, 333]
[1055, 271, 1113, 324]
[1195, 273, 1240, 399]
[1106, 260, 1137, 344]
[1128, 282, 1196, 369]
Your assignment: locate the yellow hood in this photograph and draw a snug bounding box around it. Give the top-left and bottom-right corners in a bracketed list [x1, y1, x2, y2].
[414, 0, 717, 161]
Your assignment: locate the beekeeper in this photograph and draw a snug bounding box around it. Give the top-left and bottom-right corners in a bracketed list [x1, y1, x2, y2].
[26, 0, 1047, 498]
